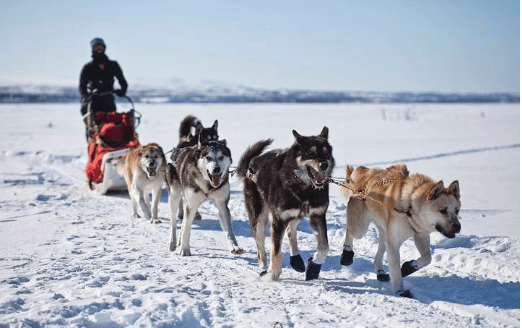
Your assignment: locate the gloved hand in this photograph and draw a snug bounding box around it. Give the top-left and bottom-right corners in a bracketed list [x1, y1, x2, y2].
[114, 89, 126, 97]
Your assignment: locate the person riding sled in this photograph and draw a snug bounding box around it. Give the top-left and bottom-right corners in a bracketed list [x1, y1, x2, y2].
[79, 37, 128, 117]
[81, 38, 140, 192]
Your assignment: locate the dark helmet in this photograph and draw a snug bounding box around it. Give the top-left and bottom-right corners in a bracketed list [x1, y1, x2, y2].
[90, 38, 106, 49]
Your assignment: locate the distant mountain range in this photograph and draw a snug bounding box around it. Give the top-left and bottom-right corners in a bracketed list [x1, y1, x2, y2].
[0, 83, 518, 103]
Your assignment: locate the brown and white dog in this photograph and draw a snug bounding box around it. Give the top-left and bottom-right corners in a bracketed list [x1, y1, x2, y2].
[340, 164, 461, 298]
[120, 143, 166, 223]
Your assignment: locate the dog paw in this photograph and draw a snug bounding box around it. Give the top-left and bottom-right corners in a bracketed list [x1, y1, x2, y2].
[150, 218, 161, 224]
[270, 269, 282, 281]
[132, 214, 141, 219]
[401, 260, 419, 277]
[194, 212, 202, 221]
[340, 250, 354, 266]
[305, 257, 322, 281]
[231, 247, 244, 255]
[179, 248, 191, 256]
[290, 254, 306, 272]
[376, 270, 390, 282]
[259, 270, 268, 277]
[396, 289, 414, 298]
[168, 240, 176, 252]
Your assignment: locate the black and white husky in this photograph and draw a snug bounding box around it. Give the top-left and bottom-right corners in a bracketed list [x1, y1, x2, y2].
[236, 127, 334, 281]
[165, 138, 243, 256]
[172, 115, 220, 221]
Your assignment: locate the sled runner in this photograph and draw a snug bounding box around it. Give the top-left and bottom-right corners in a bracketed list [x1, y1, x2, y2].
[83, 93, 141, 194]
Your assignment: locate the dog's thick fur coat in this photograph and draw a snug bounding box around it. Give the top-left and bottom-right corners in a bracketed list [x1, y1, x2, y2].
[340, 164, 461, 297]
[120, 143, 166, 223]
[172, 115, 220, 221]
[165, 138, 243, 256]
[237, 127, 334, 281]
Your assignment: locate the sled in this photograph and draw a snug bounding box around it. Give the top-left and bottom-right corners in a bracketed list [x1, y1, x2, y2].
[83, 94, 142, 194]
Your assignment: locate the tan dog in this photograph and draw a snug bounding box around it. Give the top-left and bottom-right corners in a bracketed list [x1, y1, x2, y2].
[120, 143, 166, 223]
[340, 164, 461, 298]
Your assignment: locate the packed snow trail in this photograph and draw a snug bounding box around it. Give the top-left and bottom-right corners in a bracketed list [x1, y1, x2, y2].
[0, 103, 519, 327]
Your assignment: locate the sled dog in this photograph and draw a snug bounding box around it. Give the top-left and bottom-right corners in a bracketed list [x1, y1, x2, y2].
[236, 127, 334, 281]
[340, 164, 461, 297]
[120, 143, 166, 223]
[172, 115, 219, 221]
[175, 115, 219, 150]
[165, 138, 243, 256]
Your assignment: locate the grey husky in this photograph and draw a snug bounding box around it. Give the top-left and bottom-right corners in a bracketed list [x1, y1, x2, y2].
[236, 127, 334, 281]
[172, 115, 220, 221]
[165, 138, 243, 256]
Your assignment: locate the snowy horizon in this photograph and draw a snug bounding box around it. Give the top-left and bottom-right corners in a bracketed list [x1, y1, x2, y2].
[0, 80, 519, 104]
[0, 77, 520, 95]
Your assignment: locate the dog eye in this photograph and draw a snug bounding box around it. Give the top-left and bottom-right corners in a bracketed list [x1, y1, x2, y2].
[306, 151, 315, 157]
[219, 156, 224, 160]
[440, 208, 448, 215]
[206, 156, 212, 161]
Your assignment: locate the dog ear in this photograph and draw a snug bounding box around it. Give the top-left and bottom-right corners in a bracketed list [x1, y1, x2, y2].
[319, 126, 329, 140]
[218, 139, 227, 146]
[345, 165, 354, 179]
[428, 181, 444, 200]
[448, 180, 460, 200]
[292, 130, 304, 144]
[212, 120, 218, 131]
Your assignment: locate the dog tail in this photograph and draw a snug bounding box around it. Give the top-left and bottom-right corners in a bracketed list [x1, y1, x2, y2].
[340, 165, 356, 200]
[236, 139, 273, 180]
[179, 115, 201, 140]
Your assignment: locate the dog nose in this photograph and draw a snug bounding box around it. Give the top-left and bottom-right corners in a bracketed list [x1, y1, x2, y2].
[213, 166, 221, 174]
[453, 220, 461, 233]
[319, 162, 328, 171]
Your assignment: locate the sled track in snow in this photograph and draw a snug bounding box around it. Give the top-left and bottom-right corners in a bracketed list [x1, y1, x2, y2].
[359, 143, 520, 167]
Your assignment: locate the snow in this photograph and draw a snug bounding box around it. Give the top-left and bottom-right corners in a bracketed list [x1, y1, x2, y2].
[1, 82, 519, 104]
[0, 103, 519, 327]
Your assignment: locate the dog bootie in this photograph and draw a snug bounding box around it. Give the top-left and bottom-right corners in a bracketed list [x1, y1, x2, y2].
[340, 250, 354, 266]
[396, 289, 414, 298]
[401, 260, 419, 277]
[305, 257, 322, 281]
[290, 254, 306, 272]
[376, 270, 390, 282]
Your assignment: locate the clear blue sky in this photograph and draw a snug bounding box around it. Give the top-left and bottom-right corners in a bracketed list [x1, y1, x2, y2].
[1, 0, 519, 93]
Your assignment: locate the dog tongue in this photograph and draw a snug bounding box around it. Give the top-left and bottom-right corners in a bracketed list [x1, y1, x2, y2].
[311, 168, 326, 183]
[211, 173, 221, 186]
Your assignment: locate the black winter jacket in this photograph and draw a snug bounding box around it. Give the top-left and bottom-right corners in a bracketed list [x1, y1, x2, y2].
[79, 57, 128, 97]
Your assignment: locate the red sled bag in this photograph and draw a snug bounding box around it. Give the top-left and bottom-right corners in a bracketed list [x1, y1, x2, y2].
[85, 112, 140, 183]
